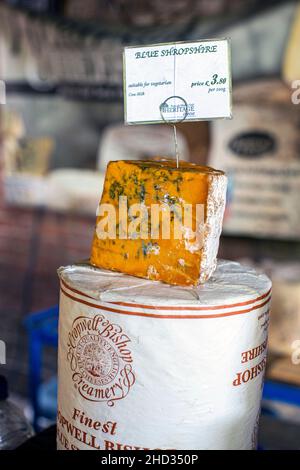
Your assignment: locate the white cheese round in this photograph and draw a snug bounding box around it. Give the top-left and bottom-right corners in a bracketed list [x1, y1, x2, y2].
[57, 260, 271, 450]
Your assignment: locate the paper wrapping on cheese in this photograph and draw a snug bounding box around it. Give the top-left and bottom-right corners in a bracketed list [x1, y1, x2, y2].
[57, 260, 271, 450]
[90, 159, 227, 286]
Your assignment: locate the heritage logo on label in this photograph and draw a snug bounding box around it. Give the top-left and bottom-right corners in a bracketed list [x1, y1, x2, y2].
[67, 314, 135, 406]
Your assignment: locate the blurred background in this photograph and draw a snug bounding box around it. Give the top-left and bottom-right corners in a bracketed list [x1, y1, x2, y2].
[0, 0, 300, 449]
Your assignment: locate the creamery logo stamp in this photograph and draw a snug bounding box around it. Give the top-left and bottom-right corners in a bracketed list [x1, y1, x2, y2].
[67, 314, 135, 405]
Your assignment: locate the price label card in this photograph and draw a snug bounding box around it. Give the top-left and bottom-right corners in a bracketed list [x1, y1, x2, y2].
[123, 38, 232, 125]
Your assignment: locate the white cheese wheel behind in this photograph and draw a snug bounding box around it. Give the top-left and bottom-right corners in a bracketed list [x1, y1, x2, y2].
[97, 124, 189, 171]
[57, 260, 271, 450]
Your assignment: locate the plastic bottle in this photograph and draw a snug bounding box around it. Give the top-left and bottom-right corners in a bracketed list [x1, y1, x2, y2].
[0, 375, 34, 449]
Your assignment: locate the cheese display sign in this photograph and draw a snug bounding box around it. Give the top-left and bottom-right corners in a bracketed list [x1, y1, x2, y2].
[123, 39, 232, 124]
[57, 261, 271, 450]
[90, 159, 227, 286]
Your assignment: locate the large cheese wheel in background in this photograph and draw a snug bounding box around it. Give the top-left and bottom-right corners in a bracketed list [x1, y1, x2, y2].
[46, 169, 105, 214]
[97, 124, 189, 171]
[57, 260, 271, 450]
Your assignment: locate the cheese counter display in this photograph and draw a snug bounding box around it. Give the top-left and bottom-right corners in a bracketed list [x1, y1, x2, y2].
[57, 260, 271, 450]
[57, 157, 271, 450]
[2, 0, 300, 453]
[90, 159, 227, 286]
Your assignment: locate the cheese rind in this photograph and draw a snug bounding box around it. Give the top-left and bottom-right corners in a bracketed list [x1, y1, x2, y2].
[199, 173, 228, 283]
[90, 159, 227, 286]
